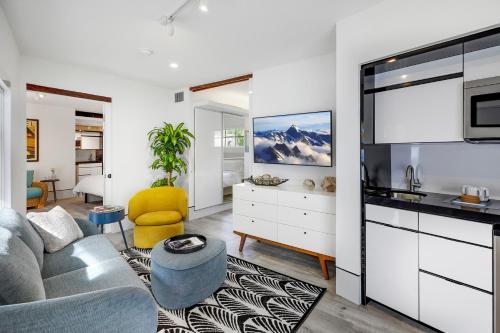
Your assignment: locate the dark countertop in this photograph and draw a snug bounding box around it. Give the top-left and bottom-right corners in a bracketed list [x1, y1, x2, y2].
[365, 188, 500, 225]
[76, 161, 103, 164]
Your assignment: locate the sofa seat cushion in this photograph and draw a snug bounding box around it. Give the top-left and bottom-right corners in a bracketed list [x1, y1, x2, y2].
[27, 187, 43, 199]
[0, 227, 45, 305]
[135, 211, 182, 226]
[42, 234, 121, 279]
[43, 257, 147, 299]
[0, 208, 44, 269]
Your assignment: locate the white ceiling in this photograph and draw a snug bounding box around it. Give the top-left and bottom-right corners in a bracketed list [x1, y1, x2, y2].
[1, 0, 382, 89]
[26, 91, 104, 113]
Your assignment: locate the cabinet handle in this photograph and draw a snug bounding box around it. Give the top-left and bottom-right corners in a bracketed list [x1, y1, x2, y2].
[251, 189, 254, 192]
[303, 212, 307, 216]
[251, 220, 255, 223]
[304, 195, 307, 199]
[251, 203, 254, 207]
[303, 231, 307, 235]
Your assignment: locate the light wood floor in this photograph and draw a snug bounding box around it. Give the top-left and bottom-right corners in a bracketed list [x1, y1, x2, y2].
[45, 199, 431, 333]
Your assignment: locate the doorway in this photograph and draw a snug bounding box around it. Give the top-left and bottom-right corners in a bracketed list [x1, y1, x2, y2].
[191, 80, 251, 214]
[25, 84, 112, 218]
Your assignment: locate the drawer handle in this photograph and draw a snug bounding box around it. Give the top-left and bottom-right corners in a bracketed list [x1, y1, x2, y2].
[303, 231, 307, 235]
[303, 212, 307, 216]
[251, 220, 255, 223]
[251, 189, 254, 192]
[304, 195, 307, 199]
[251, 203, 254, 207]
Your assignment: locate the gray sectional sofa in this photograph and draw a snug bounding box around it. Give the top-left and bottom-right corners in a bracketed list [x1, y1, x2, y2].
[0, 208, 158, 333]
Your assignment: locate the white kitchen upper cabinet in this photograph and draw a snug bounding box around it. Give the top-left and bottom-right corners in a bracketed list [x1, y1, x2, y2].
[366, 222, 419, 319]
[375, 78, 463, 143]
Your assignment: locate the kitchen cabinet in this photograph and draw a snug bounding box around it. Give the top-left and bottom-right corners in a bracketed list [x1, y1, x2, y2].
[365, 204, 495, 332]
[77, 162, 102, 182]
[366, 221, 419, 319]
[374, 78, 463, 143]
[420, 271, 492, 333]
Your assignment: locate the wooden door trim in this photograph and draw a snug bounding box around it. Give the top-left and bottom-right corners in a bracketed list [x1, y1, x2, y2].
[27, 84, 112, 103]
[189, 74, 253, 92]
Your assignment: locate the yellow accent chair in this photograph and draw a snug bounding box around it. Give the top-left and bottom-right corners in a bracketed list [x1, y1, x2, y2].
[128, 187, 187, 249]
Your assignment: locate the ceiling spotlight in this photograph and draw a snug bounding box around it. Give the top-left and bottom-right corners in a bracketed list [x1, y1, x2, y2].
[169, 62, 179, 69]
[38, 93, 44, 99]
[401, 74, 408, 79]
[199, 0, 208, 12]
[248, 90, 253, 95]
[161, 15, 175, 37]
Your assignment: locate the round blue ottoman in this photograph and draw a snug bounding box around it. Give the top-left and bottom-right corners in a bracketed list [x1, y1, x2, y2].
[151, 236, 227, 309]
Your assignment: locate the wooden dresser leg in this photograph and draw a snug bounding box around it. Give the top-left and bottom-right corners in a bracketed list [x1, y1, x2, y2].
[239, 234, 247, 252]
[319, 256, 329, 280]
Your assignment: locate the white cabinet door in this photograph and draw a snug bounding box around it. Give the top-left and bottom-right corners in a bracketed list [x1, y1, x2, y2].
[194, 108, 223, 210]
[419, 233, 492, 292]
[420, 272, 492, 333]
[365, 204, 418, 231]
[375, 78, 463, 143]
[366, 222, 419, 319]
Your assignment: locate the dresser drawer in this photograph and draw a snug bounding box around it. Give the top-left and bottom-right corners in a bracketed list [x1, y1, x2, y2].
[277, 224, 335, 256]
[233, 199, 277, 221]
[233, 185, 277, 204]
[419, 213, 492, 247]
[420, 271, 492, 333]
[365, 204, 418, 231]
[277, 206, 335, 235]
[419, 233, 492, 292]
[277, 191, 335, 214]
[233, 214, 277, 241]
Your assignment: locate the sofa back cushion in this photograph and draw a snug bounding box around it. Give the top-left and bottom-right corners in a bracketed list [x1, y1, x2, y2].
[0, 208, 44, 269]
[27, 170, 34, 188]
[0, 227, 45, 305]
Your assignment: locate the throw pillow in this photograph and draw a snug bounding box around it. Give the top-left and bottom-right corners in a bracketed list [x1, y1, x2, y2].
[27, 206, 84, 253]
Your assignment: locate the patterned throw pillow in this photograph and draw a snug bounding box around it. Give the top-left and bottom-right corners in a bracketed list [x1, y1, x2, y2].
[27, 206, 84, 253]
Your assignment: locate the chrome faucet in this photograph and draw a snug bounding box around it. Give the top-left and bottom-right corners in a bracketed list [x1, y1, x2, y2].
[405, 165, 422, 192]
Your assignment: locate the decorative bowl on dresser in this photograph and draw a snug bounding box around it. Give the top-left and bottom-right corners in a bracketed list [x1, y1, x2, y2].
[232, 183, 336, 279]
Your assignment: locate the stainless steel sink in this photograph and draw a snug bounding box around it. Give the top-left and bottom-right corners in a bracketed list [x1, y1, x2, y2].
[390, 191, 427, 201]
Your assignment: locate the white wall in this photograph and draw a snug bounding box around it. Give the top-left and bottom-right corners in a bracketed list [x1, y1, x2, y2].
[391, 143, 500, 198]
[26, 103, 75, 200]
[250, 53, 336, 186]
[336, 0, 500, 304]
[0, 6, 24, 213]
[19, 56, 190, 231]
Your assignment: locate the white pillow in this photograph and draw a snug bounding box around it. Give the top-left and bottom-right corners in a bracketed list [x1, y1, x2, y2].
[27, 206, 84, 253]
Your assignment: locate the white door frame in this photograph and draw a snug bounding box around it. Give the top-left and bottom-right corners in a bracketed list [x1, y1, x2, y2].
[102, 102, 112, 205]
[0, 79, 11, 208]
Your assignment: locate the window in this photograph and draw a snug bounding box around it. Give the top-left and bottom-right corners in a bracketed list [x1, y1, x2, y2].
[224, 128, 244, 147]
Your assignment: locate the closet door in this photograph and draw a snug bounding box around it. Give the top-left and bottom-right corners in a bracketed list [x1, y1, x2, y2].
[194, 108, 223, 210]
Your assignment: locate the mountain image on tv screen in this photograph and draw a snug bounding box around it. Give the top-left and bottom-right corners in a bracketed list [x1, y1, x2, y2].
[253, 111, 332, 167]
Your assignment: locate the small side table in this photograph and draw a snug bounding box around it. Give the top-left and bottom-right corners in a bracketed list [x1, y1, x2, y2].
[88, 206, 129, 250]
[41, 178, 60, 202]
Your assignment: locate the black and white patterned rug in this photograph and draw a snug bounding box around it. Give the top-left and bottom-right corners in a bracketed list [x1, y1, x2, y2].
[121, 247, 326, 333]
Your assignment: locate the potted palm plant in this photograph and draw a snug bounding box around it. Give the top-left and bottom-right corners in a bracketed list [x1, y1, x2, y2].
[147, 122, 194, 187]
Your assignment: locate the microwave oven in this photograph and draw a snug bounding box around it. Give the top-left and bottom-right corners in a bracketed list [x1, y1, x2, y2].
[464, 76, 500, 143]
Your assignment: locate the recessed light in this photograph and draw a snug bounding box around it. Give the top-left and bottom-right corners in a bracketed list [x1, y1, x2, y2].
[38, 93, 44, 99]
[139, 48, 154, 56]
[169, 62, 179, 69]
[199, 0, 208, 12]
[401, 74, 408, 79]
[248, 90, 253, 95]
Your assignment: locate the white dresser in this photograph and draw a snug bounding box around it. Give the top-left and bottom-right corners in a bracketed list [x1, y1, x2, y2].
[232, 183, 336, 279]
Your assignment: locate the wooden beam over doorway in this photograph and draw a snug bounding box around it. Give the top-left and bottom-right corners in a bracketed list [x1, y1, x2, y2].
[26, 84, 112, 103]
[189, 74, 253, 92]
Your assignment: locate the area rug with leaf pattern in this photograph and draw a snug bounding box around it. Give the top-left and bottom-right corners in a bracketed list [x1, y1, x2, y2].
[121, 247, 326, 333]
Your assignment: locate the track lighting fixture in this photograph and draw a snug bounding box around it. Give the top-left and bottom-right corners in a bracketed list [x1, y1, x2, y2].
[160, 0, 208, 37]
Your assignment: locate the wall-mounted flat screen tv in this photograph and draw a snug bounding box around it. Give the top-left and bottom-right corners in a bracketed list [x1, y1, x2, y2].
[253, 110, 332, 167]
